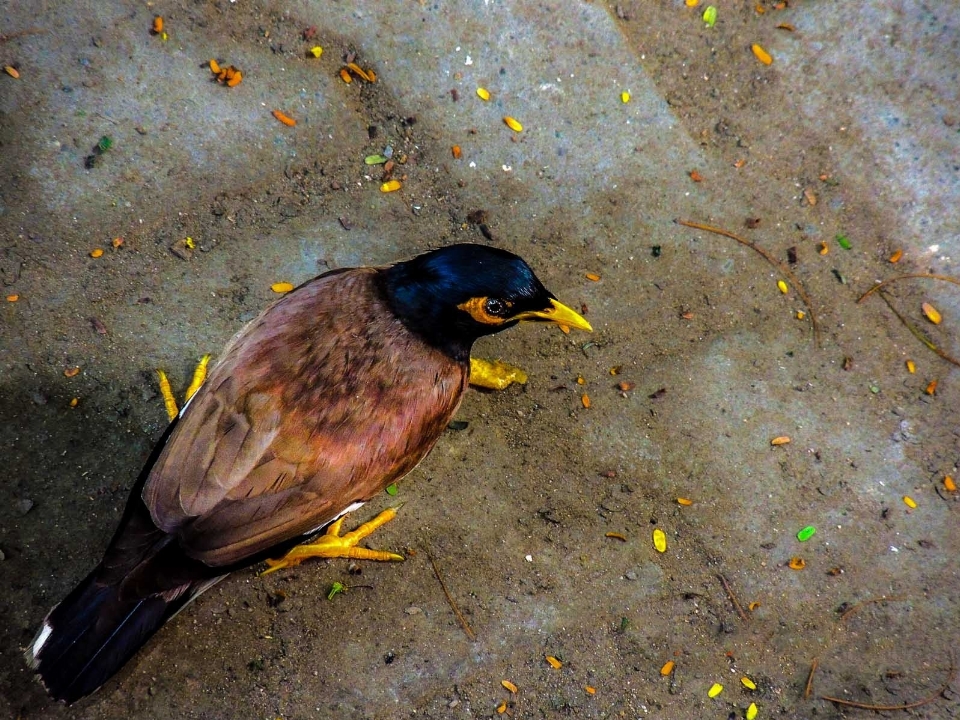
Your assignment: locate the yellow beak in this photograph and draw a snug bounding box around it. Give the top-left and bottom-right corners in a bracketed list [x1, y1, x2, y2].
[513, 298, 593, 332]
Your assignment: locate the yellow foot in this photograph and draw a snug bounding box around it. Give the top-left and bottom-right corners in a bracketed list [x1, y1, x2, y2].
[469, 357, 528, 390]
[156, 354, 211, 420]
[260, 507, 405, 576]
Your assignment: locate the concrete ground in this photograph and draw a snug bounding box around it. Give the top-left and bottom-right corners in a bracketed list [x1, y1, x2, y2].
[2, 1, 958, 718]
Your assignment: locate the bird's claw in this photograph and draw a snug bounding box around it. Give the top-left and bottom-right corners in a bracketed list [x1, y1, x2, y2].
[156, 355, 211, 420]
[260, 507, 405, 576]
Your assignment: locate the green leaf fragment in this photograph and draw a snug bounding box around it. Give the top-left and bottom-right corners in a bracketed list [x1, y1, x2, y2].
[364, 154, 388, 165]
[836, 234, 852, 250]
[97, 135, 113, 152]
[703, 6, 718, 27]
[327, 581, 346, 600]
[385, 483, 399, 496]
[796, 525, 817, 542]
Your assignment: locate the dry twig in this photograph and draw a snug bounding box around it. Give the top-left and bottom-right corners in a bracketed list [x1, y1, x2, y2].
[858, 273, 960, 365]
[424, 547, 476, 641]
[675, 219, 820, 347]
[820, 600, 954, 711]
[821, 656, 954, 711]
[717, 573, 749, 622]
[804, 657, 819, 699]
[840, 595, 905, 623]
[873, 291, 960, 367]
[856, 272, 960, 303]
[0, 27, 45, 43]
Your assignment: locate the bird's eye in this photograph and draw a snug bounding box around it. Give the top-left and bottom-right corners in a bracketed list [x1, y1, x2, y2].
[484, 298, 507, 316]
[457, 296, 514, 325]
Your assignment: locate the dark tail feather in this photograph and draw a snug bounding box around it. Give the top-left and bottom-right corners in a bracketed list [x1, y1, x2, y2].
[26, 568, 176, 704]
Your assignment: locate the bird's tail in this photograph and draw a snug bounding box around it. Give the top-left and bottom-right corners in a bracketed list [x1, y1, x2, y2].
[26, 567, 175, 704]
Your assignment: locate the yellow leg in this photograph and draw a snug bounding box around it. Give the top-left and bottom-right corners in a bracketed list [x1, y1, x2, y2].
[468, 357, 528, 390]
[156, 355, 211, 421]
[156, 370, 179, 420]
[260, 508, 405, 576]
[184, 354, 211, 402]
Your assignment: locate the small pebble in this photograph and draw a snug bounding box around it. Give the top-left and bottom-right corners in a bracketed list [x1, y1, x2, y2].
[405, 606, 422, 615]
[17, 498, 34, 515]
[624, 570, 638, 581]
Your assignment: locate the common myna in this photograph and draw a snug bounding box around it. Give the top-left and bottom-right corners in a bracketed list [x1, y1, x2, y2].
[27, 243, 591, 703]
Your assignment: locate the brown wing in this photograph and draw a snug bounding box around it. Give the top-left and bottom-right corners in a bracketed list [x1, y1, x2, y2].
[142, 268, 468, 566]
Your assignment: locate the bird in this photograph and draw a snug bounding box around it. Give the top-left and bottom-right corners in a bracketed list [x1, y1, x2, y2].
[26, 242, 592, 703]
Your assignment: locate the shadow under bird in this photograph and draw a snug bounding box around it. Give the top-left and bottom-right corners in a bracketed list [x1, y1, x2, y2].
[27, 242, 591, 703]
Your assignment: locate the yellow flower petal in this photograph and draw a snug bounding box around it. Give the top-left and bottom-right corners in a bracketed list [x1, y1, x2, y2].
[653, 528, 667, 553]
[503, 116, 523, 132]
[752, 44, 773, 65]
[921, 302, 941, 324]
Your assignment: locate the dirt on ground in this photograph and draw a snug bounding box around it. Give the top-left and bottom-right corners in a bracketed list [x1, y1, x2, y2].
[1, 1, 958, 719]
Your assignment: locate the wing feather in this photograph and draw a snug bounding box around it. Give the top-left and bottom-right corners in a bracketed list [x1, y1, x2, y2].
[142, 269, 467, 566]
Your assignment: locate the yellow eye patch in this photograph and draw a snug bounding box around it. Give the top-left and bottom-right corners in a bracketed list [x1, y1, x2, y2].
[457, 296, 512, 325]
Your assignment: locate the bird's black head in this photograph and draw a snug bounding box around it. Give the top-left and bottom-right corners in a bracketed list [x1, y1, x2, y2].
[382, 243, 591, 361]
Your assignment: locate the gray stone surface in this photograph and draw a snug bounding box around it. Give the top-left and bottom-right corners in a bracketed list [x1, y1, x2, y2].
[1, 1, 957, 718]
